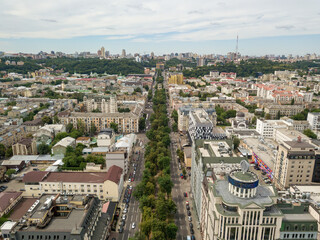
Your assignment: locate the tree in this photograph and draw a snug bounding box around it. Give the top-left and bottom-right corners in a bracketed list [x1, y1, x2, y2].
[110, 122, 118, 133]
[171, 110, 178, 123]
[276, 111, 281, 120]
[5, 147, 12, 158]
[303, 129, 317, 139]
[158, 174, 174, 195]
[291, 98, 295, 105]
[6, 169, 16, 177]
[139, 117, 146, 131]
[66, 123, 74, 133]
[172, 122, 178, 132]
[233, 137, 240, 150]
[90, 122, 97, 136]
[144, 85, 149, 91]
[166, 223, 178, 240]
[42, 116, 52, 124]
[265, 113, 271, 120]
[251, 116, 257, 125]
[53, 115, 60, 123]
[0, 144, 6, 158]
[38, 143, 50, 154]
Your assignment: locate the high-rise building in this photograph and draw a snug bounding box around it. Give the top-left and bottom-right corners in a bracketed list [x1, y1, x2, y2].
[121, 49, 126, 58]
[101, 46, 105, 58]
[196, 57, 205, 66]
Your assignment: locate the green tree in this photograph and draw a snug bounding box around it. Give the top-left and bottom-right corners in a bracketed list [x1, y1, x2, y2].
[158, 174, 174, 195]
[276, 111, 281, 120]
[251, 116, 257, 125]
[42, 116, 52, 124]
[0, 144, 6, 158]
[90, 122, 97, 136]
[303, 129, 317, 139]
[171, 110, 178, 123]
[166, 223, 178, 240]
[6, 169, 16, 177]
[66, 123, 74, 133]
[172, 122, 178, 132]
[265, 113, 271, 120]
[5, 147, 12, 158]
[38, 143, 50, 154]
[291, 98, 295, 105]
[110, 122, 118, 133]
[139, 117, 146, 131]
[53, 115, 60, 123]
[233, 137, 240, 150]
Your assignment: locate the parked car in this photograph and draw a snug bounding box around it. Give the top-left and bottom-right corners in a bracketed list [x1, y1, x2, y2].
[132, 222, 136, 229]
[186, 205, 190, 210]
[122, 214, 126, 220]
[187, 210, 191, 216]
[184, 192, 188, 197]
[190, 228, 194, 234]
[188, 216, 192, 222]
[189, 223, 193, 228]
[191, 235, 196, 240]
[118, 227, 123, 233]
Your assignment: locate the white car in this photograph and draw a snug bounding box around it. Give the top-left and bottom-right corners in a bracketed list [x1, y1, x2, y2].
[122, 214, 126, 220]
[128, 178, 131, 183]
[123, 208, 127, 214]
[132, 222, 136, 229]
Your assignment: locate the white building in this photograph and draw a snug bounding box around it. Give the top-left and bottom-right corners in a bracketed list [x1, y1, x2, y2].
[97, 128, 115, 147]
[307, 112, 320, 131]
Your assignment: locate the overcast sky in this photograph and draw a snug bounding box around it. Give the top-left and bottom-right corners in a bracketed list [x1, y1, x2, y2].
[1, 0, 320, 55]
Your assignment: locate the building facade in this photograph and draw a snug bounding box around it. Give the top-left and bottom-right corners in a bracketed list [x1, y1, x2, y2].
[83, 95, 117, 113]
[307, 112, 320, 131]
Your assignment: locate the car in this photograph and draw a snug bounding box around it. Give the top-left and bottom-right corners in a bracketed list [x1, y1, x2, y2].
[125, 203, 129, 208]
[188, 216, 192, 222]
[112, 238, 116, 240]
[123, 209, 127, 214]
[186, 201, 189, 205]
[189, 223, 193, 228]
[129, 186, 133, 190]
[186, 205, 190, 210]
[190, 228, 194, 234]
[191, 235, 196, 240]
[184, 192, 188, 197]
[128, 178, 131, 183]
[120, 220, 125, 227]
[118, 227, 123, 233]
[187, 210, 191, 216]
[133, 171, 136, 174]
[122, 214, 126, 220]
[132, 222, 136, 229]
[131, 177, 134, 182]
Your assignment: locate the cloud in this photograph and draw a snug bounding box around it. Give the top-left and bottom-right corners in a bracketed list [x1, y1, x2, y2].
[0, 0, 319, 42]
[40, 19, 57, 23]
[276, 25, 295, 30]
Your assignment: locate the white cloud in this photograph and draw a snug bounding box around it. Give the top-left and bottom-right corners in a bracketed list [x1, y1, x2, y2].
[0, 0, 319, 42]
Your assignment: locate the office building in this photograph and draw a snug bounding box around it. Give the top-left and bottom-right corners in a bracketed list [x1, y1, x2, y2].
[189, 109, 215, 140]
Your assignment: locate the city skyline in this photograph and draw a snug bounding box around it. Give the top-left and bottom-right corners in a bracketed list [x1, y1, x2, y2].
[1, 0, 320, 55]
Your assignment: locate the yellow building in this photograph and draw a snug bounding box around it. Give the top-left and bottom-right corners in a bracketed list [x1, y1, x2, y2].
[169, 73, 184, 85]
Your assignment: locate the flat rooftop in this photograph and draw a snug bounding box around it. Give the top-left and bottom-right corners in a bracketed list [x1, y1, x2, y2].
[244, 137, 277, 170]
[283, 213, 316, 222]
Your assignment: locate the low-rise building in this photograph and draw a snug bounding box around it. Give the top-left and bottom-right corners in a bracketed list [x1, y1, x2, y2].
[23, 165, 124, 201]
[105, 151, 128, 174]
[264, 105, 304, 119]
[0, 191, 23, 217]
[22, 118, 43, 133]
[51, 137, 76, 156]
[97, 128, 115, 147]
[76, 137, 91, 146]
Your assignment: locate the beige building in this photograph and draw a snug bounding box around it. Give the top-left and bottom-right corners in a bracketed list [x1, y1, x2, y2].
[60, 112, 139, 133]
[0, 191, 23, 217]
[12, 138, 37, 155]
[22, 165, 124, 201]
[83, 95, 117, 113]
[264, 104, 304, 119]
[0, 126, 28, 147]
[274, 138, 316, 189]
[184, 147, 192, 168]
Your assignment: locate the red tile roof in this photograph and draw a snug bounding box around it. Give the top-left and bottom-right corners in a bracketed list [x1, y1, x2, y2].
[0, 191, 22, 212]
[105, 165, 123, 184]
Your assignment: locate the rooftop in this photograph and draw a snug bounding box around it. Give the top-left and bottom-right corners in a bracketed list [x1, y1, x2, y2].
[214, 180, 276, 208]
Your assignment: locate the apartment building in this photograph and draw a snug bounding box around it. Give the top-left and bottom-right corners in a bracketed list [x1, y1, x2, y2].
[12, 138, 37, 155]
[97, 128, 115, 147]
[168, 73, 184, 85]
[23, 165, 124, 201]
[307, 112, 320, 131]
[274, 138, 316, 189]
[59, 112, 139, 133]
[83, 95, 117, 113]
[264, 104, 304, 119]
